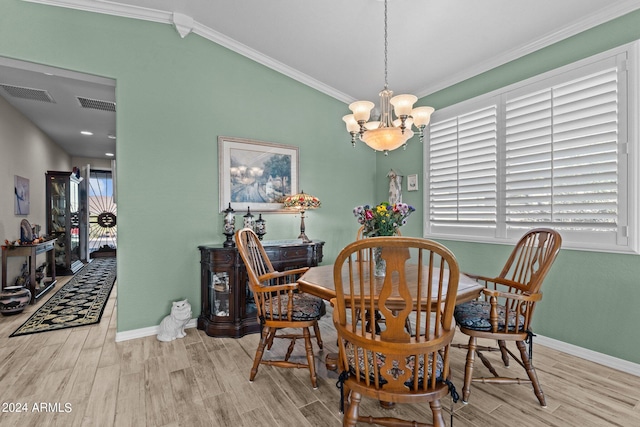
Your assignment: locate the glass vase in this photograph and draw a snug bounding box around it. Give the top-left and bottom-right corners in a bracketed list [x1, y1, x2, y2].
[372, 247, 386, 277]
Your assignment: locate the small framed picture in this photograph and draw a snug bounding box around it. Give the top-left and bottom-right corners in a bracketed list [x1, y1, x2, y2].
[407, 174, 419, 192]
[14, 175, 30, 215]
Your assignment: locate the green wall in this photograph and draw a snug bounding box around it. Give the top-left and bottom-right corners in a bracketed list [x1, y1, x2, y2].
[374, 10, 640, 364]
[2, 1, 639, 365]
[0, 1, 374, 332]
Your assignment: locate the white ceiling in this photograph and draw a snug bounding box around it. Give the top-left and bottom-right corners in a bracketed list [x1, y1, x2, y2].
[4, 0, 640, 159]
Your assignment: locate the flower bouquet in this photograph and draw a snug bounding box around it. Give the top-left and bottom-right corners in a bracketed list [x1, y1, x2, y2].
[353, 202, 415, 237]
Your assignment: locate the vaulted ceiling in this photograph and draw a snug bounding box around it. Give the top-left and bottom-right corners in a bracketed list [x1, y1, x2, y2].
[3, 0, 640, 158]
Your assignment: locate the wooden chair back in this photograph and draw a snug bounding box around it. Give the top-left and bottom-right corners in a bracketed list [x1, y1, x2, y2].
[496, 228, 562, 295]
[333, 236, 460, 425]
[236, 227, 309, 323]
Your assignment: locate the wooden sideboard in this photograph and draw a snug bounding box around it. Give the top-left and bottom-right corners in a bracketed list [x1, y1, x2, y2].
[198, 240, 324, 338]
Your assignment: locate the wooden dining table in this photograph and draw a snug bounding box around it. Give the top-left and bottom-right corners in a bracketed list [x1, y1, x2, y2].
[297, 262, 484, 372]
[297, 263, 484, 306]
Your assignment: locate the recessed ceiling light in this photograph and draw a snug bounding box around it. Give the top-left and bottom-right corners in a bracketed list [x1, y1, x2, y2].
[81, 131, 93, 136]
[107, 134, 116, 139]
[105, 153, 115, 157]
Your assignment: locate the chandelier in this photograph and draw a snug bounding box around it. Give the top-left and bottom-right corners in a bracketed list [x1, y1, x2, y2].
[342, 0, 434, 155]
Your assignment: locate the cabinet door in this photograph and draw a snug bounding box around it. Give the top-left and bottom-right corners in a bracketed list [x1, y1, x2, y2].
[236, 266, 257, 322]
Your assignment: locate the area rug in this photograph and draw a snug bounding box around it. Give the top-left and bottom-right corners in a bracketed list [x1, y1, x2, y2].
[10, 258, 116, 337]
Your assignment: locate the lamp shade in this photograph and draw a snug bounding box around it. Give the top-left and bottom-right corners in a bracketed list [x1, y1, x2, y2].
[283, 191, 321, 211]
[411, 106, 435, 127]
[360, 127, 413, 152]
[390, 94, 417, 116]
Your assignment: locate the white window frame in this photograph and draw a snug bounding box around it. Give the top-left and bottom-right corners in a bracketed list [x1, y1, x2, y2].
[424, 41, 640, 254]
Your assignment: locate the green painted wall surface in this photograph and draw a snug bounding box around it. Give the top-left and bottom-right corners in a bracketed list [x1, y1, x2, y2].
[0, 1, 374, 332]
[2, 1, 639, 365]
[372, 10, 640, 364]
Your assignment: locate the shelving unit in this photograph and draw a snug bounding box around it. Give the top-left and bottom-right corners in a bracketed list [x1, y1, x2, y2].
[1, 240, 57, 304]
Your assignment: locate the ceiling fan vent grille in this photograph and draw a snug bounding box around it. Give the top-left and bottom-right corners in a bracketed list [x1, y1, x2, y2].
[77, 97, 116, 112]
[0, 84, 56, 103]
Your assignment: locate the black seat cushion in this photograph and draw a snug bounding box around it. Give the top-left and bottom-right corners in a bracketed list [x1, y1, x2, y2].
[454, 300, 525, 332]
[264, 292, 326, 321]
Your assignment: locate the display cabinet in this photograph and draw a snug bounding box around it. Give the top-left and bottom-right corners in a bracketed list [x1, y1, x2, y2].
[46, 171, 85, 275]
[198, 240, 324, 338]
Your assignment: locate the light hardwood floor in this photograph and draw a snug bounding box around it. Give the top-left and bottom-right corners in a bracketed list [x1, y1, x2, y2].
[0, 279, 638, 427]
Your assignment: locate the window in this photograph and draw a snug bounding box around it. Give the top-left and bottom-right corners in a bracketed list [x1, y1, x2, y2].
[425, 42, 639, 254]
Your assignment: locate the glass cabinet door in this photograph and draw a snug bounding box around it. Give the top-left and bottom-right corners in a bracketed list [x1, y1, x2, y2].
[209, 271, 230, 318]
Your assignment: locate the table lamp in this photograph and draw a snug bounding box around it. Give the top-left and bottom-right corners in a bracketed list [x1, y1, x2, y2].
[283, 191, 321, 242]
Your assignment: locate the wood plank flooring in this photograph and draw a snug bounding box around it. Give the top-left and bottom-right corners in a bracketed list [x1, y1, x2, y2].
[0, 279, 638, 426]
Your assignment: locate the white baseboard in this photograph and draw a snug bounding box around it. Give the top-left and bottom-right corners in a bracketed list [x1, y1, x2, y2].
[113, 323, 640, 377]
[114, 318, 198, 342]
[536, 334, 640, 377]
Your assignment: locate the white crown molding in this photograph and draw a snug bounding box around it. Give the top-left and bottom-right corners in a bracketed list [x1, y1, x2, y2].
[21, 0, 354, 103]
[415, 0, 640, 98]
[25, 0, 640, 103]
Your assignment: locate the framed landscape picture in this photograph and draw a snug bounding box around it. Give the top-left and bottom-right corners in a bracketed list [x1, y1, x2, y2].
[218, 136, 299, 213]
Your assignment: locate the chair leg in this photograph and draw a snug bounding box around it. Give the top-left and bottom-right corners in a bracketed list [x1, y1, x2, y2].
[516, 340, 547, 407]
[266, 328, 277, 350]
[313, 322, 323, 349]
[303, 327, 318, 389]
[429, 399, 446, 427]
[250, 326, 271, 382]
[498, 340, 510, 367]
[462, 336, 477, 403]
[343, 390, 360, 427]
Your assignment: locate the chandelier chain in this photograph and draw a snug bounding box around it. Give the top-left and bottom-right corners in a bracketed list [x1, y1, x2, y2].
[384, 0, 388, 90]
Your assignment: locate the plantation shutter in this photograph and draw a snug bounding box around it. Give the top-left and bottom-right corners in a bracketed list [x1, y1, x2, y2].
[429, 105, 497, 236]
[504, 67, 620, 235]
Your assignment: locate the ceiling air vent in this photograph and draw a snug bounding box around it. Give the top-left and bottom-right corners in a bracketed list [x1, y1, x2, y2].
[77, 96, 116, 112]
[0, 84, 56, 103]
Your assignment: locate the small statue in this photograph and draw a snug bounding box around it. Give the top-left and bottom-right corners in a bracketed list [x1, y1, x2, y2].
[157, 299, 192, 342]
[388, 169, 403, 205]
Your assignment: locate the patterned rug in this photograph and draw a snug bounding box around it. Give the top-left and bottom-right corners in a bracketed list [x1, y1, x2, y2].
[10, 258, 116, 337]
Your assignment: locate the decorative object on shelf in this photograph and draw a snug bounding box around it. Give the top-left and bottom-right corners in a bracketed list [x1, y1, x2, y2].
[283, 191, 321, 242]
[157, 299, 192, 342]
[20, 219, 34, 243]
[222, 203, 236, 247]
[0, 286, 31, 315]
[218, 136, 299, 213]
[14, 261, 30, 287]
[342, 0, 434, 155]
[14, 175, 30, 215]
[243, 207, 255, 229]
[254, 213, 267, 240]
[353, 202, 415, 238]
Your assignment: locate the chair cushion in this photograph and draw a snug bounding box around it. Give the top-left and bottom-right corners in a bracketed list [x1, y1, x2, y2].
[264, 292, 326, 321]
[454, 300, 525, 332]
[344, 342, 444, 387]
